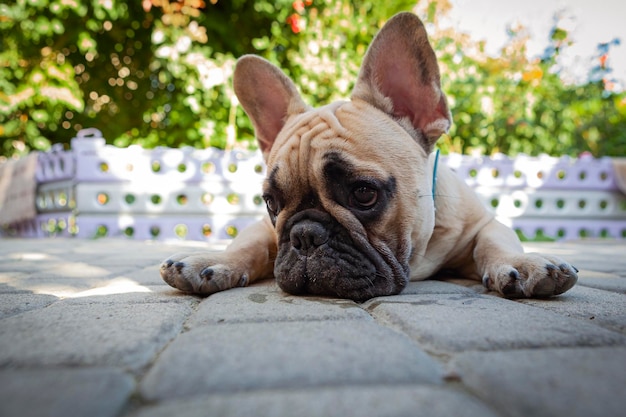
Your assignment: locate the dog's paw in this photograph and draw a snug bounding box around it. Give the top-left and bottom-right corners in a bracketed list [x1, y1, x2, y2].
[160, 252, 249, 295]
[481, 253, 578, 298]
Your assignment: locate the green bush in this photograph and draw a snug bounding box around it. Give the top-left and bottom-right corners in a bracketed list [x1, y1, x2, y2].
[1, 0, 624, 160]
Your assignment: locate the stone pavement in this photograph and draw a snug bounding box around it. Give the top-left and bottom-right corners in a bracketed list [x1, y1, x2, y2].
[0, 237, 625, 417]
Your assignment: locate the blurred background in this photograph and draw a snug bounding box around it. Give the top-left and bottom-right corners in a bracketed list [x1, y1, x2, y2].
[1, 0, 625, 161]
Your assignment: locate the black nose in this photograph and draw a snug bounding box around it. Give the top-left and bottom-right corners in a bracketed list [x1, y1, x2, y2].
[290, 220, 329, 253]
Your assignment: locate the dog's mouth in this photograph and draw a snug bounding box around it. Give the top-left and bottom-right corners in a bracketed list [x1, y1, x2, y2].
[274, 211, 408, 301]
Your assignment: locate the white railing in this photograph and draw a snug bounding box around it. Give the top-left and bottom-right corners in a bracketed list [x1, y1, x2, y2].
[2, 129, 626, 241]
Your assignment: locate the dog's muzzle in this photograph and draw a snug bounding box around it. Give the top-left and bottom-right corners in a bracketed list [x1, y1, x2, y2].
[273, 210, 406, 300]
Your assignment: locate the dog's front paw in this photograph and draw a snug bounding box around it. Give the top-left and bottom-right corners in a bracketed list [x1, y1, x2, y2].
[482, 253, 578, 298]
[160, 252, 249, 295]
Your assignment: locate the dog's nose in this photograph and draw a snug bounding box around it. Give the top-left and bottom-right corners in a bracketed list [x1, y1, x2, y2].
[290, 220, 329, 253]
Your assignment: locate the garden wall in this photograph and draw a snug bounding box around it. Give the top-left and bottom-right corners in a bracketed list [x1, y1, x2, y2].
[2, 129, 625, 242]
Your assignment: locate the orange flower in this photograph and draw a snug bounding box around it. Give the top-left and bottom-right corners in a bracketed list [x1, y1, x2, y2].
[293, 0, 305, 13]
[522, 66, 543, 82]
[599, 53, 608, 69]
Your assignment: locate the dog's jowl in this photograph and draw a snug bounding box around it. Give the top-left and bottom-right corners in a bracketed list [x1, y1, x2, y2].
[160, 12, 577, 301]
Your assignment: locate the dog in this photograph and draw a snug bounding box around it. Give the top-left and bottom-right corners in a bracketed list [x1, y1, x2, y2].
[160, 12, 578, 301]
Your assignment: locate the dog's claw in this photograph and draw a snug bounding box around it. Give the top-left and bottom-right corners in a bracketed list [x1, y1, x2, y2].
[501, 279, 520, 296]
[509, 269, 520, 280]
[482, 274, 491, 288]
[200, 267, 214, 280]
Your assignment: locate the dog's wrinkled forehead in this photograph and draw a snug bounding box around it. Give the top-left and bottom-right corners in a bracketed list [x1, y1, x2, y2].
[267, 102, 345, 164]
[262, 102, 396, 200]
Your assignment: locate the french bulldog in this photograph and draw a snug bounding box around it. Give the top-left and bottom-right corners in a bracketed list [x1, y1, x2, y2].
[160, 12, 578, 301]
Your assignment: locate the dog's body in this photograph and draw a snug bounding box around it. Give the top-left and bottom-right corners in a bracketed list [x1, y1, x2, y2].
[160, 13, 577, 301]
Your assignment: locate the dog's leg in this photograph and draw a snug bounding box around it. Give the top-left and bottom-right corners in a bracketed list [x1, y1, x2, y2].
[160, 217, 277, 295]
[472, 219, 578, 298]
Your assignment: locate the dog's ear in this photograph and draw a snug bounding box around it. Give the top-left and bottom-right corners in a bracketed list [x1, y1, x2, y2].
[351, 12, 451, 152]
[234, 55, 308, 157]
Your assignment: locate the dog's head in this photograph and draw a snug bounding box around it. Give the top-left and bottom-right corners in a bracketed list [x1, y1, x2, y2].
[233, 12, 451, 300]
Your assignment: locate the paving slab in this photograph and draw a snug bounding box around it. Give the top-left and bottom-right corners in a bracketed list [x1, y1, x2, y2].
[400, 279, 478, 295]
[0, 299, 194, 371]
[122, 264, 169, 285]
[366, 293, 626, 354]
[0, 290, 58, 318]
[1, 275, 99, 298]
[140, 320, 444, 401]
[576, 270, 626, 293]
[0, 257, 128, 277]
[0, 367, 134, 417]
[186, 281, 370, 326]
[435, 276, 490, 294]
[452, 347, 626, 417]
[132, 385, 502, 417]
[517, 284, 626, 334]
[61, 288, 199, 305]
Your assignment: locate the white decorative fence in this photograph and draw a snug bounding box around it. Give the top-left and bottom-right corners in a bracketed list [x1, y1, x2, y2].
[2, 129, 625, 241]
[444, 153, 626, 240]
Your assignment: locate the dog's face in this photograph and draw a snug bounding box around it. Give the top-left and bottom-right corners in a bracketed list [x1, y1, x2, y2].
[234, 13, 451, 300]
[262, 101, 433, 300]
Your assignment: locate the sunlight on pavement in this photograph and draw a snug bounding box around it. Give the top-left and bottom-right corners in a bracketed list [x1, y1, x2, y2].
[67, 277, 152, 298]
[25, 278, 152, 298]
[8, 252, 51, 261]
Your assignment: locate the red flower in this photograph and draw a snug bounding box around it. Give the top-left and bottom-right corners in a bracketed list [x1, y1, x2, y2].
[287, 13, 302, 34]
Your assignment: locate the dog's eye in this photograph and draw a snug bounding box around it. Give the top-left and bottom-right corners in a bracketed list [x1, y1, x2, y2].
[264, 195, 279, 216]
[350, 185, 378, 209]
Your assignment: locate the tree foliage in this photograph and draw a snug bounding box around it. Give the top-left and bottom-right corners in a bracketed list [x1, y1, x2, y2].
[429, 7, 626, 156]
[1, 0, 624, 160]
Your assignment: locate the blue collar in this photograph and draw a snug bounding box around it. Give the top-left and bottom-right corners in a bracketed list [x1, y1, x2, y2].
[432, 149, 440, 204]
